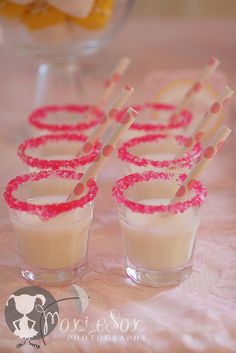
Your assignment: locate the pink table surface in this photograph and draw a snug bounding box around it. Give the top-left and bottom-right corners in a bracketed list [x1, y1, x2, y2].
[0, 19, 236, 353]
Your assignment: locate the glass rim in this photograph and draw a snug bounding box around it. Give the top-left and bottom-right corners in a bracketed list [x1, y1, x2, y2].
[118, 133, 202, 169]
[112, 171, 207, 214]
[4, 169, 98, 220]
[116, 102, 192, 131]
[17, 133, 101, 170]
[28, 104, 104, 132]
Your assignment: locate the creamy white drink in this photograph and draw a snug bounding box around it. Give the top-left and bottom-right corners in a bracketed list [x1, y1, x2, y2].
[11, 195, 93, 270]
[5, 169, 98, 285]
[119, 198, 199, 271]
[113, 170, 206, 287]
[142, 153, 174, 161]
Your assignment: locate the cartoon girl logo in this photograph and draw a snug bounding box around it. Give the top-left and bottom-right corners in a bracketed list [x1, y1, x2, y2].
[5, 285, 89, 349]
[4, 286, 59, 349]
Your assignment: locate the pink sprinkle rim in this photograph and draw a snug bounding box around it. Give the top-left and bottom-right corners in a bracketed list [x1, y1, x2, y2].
[112, 171, 207, 214]
[4, 169, 98, 220]
[118, 133, 202, 169]
[116, 102, 192, 131]
[28, 104, 104, 132]
[17, 133, 101, 170]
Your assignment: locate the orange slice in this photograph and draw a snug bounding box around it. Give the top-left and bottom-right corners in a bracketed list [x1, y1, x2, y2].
[0, 0, 28, 20]
[154, 79, 224, 138]
[22, 2, 65, 31]
[153, 79, 224, 140]
[70, 0, 114, 31]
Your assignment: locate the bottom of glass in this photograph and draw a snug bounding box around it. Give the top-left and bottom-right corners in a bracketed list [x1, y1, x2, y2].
[126, 259, 192, 288]
[21, 262, 87, 286]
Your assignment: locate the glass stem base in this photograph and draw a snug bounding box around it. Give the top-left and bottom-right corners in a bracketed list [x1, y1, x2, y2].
[34, 60, 85, 107]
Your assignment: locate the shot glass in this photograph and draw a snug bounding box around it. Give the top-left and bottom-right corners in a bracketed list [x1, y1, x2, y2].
[112, 171, 207, 287]
[116, 102, 192, 140]
[118, 133, 202, 175]
[4, 169, 98, 285]
[17, 133, 101, 173]
[28, 104, 104, 136]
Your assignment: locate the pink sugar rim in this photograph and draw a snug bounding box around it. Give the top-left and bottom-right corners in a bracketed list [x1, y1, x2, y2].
[4, 169, 98, 221]
[118, 133, 202, 169]
[17, 133, 101, 170]
[116, 102, 192, 131]
[28, 104, 104, 132]
[112, 171, 207, 214]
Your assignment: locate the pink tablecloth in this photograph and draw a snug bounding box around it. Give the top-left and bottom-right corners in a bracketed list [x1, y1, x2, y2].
[0, 19, 236, 353]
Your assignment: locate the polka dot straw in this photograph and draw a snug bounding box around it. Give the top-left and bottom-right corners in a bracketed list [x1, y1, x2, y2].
[85, 57, 130, 124]
[98, 56, 131, 109]
[170, 57, 220, 124]
[67, 107, 139, 202]
[80, 85, 134, 156]
[170, 125, 231, 204]
[176, 86, 234, 158]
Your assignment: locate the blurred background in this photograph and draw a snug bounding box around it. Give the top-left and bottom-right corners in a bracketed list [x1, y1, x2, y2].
[96, 0, 236, 92]
[0, 0, 235, 200]
[0, 0, 235, 142]
[132, 0, 236, 18]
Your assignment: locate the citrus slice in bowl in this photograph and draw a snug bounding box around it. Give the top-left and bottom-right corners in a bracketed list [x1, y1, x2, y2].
[0, 1, 28, 20]
[70, 0, 114, 31]
[22, 2, 65, 31]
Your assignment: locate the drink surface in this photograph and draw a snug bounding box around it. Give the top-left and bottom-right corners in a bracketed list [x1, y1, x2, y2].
[41, 154, 75, 161]
[142, 152, 175, 161]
